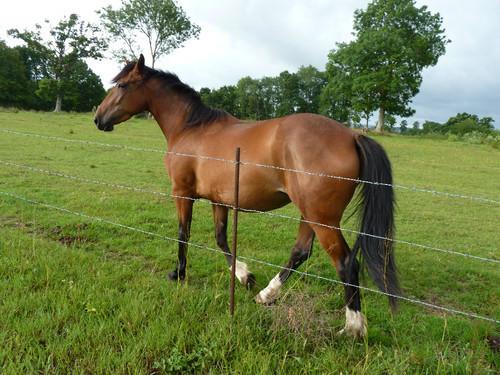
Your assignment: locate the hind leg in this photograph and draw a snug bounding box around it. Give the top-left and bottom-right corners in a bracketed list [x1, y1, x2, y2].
[168, 197, 193, 281]
[212, 205, 255, 288]
[255, 219, 315, 304]
[314, 225, 366, 338]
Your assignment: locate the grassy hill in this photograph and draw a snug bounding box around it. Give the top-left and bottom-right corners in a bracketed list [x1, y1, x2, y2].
[0, 111, 498, 374]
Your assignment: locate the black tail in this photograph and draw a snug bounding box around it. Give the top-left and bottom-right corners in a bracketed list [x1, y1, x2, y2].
[352, 135, 400, 310]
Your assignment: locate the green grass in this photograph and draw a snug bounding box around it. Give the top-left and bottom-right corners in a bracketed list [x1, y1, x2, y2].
[0, 111, 499, 374]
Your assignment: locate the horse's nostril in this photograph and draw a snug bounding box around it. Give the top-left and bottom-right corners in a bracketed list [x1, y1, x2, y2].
[94, 117, 98, 125]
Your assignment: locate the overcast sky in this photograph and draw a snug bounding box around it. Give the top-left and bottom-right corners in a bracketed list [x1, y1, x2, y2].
[2, 0, 499, 126]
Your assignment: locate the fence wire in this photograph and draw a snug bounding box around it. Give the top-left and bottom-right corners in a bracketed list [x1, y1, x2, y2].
[0, 189, 498, 324]
[1, 128, 499, 205]
[1, 159, 498, 265]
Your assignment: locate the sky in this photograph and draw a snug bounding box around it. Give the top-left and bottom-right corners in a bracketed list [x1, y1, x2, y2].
[1, 0, 499, 126]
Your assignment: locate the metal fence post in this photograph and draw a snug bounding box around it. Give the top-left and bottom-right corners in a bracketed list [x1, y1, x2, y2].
[230, 147, 241, 317]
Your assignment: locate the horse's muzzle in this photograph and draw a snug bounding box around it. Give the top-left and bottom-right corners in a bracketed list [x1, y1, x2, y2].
[94, 116, 114, 132]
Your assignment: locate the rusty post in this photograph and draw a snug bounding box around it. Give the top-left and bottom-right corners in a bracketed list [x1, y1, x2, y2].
[230, 147, 241, 317]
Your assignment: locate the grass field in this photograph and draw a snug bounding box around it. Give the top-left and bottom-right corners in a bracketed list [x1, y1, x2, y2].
[0, 111, 499, 374]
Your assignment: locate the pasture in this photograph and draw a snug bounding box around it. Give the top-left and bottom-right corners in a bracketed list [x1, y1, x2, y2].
[0, 110, 499, 374]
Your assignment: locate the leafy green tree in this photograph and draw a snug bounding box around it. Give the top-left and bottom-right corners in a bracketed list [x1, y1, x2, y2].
[442, 113, 495, 135]
[200, 85, 240, 117]
[412, 120, 420, 130]
[478, 117, 495, 133]
[384, 114, 397, 132]
[0, 40, 32, 107]
[400, 119, 408, 133]
[99, 0, 200, 67]
[296, 65, 327, 113]
[322, 47, 377, 127]
[36, 60, 106, 112]
[318, 81, 352, 123]
[200, 87, 214, 108]
[235, 76, 262, 120]
[8, 14, 106, 112]
[422, 120, 442, 133]
[275, 71, 300, 117]
[13, 45, 50, 109]
[326, 0, 449, 132]
[258, 76, 279, 119]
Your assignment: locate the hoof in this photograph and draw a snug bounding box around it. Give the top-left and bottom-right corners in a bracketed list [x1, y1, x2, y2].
[255, 292, 276, 306]
[337, 327, 365, 339]
[168, 270, 185, 281]
[255, 274, 281, 305]
[338, 308, 367, 338]
[245, 273, 256, 290]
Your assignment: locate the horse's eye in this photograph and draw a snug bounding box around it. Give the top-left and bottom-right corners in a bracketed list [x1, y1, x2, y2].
[117, 83, 128, 89]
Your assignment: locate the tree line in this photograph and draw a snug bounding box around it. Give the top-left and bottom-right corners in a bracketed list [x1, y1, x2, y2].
[406, 113, 495, 136]
[3, 0, 488, 135]
[200, 66, 329, 121]
[0, 0, 199, 112]
[1, 13, 107, 112]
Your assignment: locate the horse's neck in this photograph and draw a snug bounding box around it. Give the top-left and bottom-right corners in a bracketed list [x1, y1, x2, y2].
[146, 87, 189, 146]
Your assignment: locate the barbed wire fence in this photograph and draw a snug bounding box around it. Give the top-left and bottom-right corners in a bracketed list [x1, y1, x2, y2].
[1, 159, 498, 264]
[1, 190, 498, 324]
[0, 128, 499, 325]
[2, 128, 499, 205]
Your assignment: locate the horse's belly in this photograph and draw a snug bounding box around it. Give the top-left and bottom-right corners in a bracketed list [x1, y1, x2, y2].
[238, 189, 291, 211]
[198, 181, 290, 212]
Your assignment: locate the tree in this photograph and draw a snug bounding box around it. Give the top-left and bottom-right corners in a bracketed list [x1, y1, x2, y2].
[275, 71, 300, 117]
[296, 65, 327, 113]
[442, 113, 495, 135]
[8, 14, 106, 112]
[0, 40, 32, 107]
[36, 59, 106, 112]
[258, 76, 279, 119]
[99, 0, 200, 68]
[384, 114, 397, 132]
[326, 0, 449, 132]
[235, 76, 262, 120]
[478, 117, 495, 133]
[200, 85, 239, 117]
[400, 119, 408, 133]
[422, 120, 442, 133]
[318, 81, 352, 124]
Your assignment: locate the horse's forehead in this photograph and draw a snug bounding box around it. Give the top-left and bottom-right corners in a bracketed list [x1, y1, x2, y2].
[122, 68, 141, 82]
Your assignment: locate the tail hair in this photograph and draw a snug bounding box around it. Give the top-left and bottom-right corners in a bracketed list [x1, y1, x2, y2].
[352, 135, 400, 311]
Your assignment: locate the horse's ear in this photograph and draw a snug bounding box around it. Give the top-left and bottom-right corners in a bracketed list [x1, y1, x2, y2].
[135, 54, 145, 74]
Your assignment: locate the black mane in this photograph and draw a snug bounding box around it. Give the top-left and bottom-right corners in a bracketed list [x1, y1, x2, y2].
[113, 62, 228, 127]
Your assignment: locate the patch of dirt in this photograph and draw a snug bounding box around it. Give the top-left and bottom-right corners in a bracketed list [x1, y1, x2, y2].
[0, 216, 33, 229]
[270, 291, 340, 345]
[47, 224, 93, 247]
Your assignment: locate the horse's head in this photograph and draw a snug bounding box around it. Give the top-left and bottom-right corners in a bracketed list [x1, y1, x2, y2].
[94, 54, 148, 132]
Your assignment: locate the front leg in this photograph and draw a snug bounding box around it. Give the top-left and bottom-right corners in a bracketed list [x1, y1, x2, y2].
[212, 205, 255, 289]
[168, 197, 193, 281]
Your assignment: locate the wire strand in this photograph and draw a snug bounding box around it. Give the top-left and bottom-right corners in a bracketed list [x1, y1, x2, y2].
[1, 128, 499, 205]
[2, 159, 498, 264]
[1, 189, 498, 324]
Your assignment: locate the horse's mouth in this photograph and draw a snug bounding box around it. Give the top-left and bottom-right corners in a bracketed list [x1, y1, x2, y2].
[95, 120, 114, 132]
[100, 124, 114, 132]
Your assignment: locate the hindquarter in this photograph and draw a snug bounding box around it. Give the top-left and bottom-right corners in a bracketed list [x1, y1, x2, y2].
[277, 114, 360, 222]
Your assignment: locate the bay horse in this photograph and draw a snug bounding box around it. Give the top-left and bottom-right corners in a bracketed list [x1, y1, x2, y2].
[94, 55, 399, 338]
